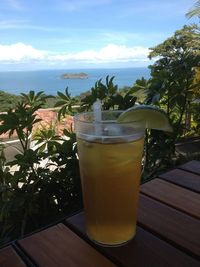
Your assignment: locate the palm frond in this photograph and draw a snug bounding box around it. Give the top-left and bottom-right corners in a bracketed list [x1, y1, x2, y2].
[186, 0, 200, 18]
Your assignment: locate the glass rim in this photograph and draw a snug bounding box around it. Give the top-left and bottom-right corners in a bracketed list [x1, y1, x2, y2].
[74, 110, 144, 126]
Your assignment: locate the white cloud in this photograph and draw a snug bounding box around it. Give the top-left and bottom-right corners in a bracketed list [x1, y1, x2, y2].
[99, 44, 149, 62]
[49, 44, 150, 63]
[0, 43, 47, 62]
[0, 42, 150, 65]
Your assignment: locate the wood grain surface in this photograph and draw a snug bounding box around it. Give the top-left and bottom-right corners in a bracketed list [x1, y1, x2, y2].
[18, 223, 116, 267]
[159, 169, 200, 193]
[66, 212, 200, 267]
[0, 246, 26, 267]
[138, 194, 200, 257]
[179, 160, 200, 175]
[140, 178, 200, 219]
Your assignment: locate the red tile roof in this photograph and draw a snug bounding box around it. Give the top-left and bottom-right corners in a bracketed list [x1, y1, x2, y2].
[0, 109, 74, 140]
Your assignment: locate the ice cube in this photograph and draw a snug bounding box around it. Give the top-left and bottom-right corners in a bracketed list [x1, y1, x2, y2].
[103, 125, 122, 136]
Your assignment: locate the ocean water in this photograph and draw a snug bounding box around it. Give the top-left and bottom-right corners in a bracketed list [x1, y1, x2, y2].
[0, 67, 150, 96]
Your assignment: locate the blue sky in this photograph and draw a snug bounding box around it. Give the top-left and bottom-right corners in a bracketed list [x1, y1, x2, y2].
[0, 0, 198, 71]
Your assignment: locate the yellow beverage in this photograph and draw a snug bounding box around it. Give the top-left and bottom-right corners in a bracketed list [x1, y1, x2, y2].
[77, 136, 144, 246]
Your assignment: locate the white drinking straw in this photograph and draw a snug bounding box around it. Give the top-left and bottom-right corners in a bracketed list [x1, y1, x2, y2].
[93, 99, 102, 135]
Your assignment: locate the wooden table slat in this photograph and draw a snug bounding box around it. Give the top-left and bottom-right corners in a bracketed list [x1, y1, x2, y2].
[140, 178, 200, 219]
[179, 160, 200, 175]
[159, 169, 200, 193]
[138, 194, 200, 257]
[18, 223, 116, 267]
[66, 212, 200, 267]
[0, 246, 26, 267]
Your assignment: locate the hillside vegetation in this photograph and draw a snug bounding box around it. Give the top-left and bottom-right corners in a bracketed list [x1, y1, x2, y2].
[0, 91, 21, 112]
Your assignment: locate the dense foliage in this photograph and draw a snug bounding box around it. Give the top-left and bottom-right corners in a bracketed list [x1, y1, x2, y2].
[0, 91, 21, 112]
[142, 24, 200, 175]
[0, 90, 58, 112]
[0, 24, 199, 247]
[0, 92, 82, 245]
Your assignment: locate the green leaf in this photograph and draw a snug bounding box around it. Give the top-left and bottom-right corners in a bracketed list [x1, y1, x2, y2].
[57, 91, 69, 101]
[54, 100, 66, 107]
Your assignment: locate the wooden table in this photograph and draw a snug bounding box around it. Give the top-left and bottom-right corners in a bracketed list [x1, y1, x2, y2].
[0, 160, 200, 267]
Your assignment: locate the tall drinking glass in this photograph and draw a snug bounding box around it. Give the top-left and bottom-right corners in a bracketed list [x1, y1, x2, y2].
[74, 110, 144, 246]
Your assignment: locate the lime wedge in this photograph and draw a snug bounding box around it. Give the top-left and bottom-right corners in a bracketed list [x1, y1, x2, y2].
[118, 105, 173, 132]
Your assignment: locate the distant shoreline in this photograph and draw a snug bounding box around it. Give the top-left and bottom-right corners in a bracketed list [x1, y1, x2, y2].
[60, 72, 88, 79]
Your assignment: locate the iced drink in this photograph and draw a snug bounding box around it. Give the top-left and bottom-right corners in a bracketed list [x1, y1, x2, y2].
[74, 111, 144, 246]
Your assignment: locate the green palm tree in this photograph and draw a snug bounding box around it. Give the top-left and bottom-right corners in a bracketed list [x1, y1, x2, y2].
[186, 0, 200, 18]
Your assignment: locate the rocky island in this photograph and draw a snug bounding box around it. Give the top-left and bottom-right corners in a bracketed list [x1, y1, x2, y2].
[60, 72, 88, 79]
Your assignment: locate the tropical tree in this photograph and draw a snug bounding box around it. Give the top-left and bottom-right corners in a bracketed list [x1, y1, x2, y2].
[138, 24, 200, 178]
[186, 0, 200, 18]
[146, 24, 200, 136]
